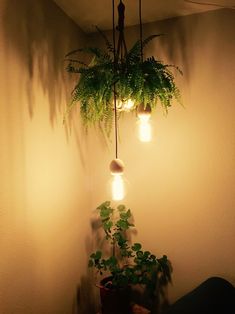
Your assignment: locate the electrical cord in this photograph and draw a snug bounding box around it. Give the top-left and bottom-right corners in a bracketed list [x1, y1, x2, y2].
[112, 0, 118, 159]
[139, 0, 143, 63]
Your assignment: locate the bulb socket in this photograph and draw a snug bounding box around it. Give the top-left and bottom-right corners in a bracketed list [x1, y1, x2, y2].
[137, 103, 152, 118]
[109, 158, 124, 175]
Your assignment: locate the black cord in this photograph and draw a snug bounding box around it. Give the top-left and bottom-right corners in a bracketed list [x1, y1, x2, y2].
[139, 0, 144, 63]
[112, 0, 118, 159]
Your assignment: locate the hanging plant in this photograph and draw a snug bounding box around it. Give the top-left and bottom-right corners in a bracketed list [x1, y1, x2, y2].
[65, 1, 182, 136]
[65, 44, 115, 134]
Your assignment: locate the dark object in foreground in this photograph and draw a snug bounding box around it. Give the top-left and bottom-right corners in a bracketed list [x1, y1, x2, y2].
[165, 277, 235, 314]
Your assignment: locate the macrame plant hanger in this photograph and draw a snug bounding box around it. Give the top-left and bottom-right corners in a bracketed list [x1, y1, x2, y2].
[116, 0, 128, 61]
[139, 0, 144, 64]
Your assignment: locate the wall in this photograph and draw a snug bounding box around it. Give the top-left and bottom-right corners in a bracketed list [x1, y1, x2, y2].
[88, 9, 235, 302]
[0, 0, 94, 313]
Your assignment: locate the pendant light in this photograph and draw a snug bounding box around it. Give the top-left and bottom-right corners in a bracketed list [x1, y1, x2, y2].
[109, 0, 126, 201]
[115, 0, 134, 113]
[137, 0, 152, 142]
[137, 103, 152, 142]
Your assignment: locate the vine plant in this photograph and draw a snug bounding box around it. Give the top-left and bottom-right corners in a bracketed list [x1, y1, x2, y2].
[88, 201, 172, 295]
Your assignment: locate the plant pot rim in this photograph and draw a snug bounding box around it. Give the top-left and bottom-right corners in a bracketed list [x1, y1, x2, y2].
[96, 276, 130, 291]
[94, 276, 112, 290]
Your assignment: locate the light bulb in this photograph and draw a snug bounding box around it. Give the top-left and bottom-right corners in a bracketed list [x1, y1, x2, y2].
[115, 99, 134, 111]
[109, 159, 126, 201]
[122, 99, 134, 111]
[111, 174, 125, 201]
[116, 99, 123, 110]
[137, 103, 152, 142]
[138, 115, 152, 142]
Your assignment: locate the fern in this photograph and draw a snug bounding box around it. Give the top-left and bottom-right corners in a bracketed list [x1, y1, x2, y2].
[65, 33, 182, 136]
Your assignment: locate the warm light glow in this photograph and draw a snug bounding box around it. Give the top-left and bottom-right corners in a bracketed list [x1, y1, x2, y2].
[115, 99, 135, 111]
[138, 115, 152, 142]
[116, 99, 123, 110]
[111, 174, 125, 201]
[122, 99, 134, 111]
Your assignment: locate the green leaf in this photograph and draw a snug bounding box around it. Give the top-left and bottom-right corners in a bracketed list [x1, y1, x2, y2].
[120, 209, 131, 220]
[97, 201, 110, 210]
[103, 220, 113, 230]
[143, 251, 151, 258]
[150, 254, 156, 260]
[137, 251, 144, 258]
[116, 219, 129, 230]
[131, 274, 139, 284]
[132, 243, 142, 251]
[88, 260, 94, 267]
[94, 251, 102, 260]
[109, 255, 117, 265]
[117, 205, 125, 211]
[100, 207, 112, 219]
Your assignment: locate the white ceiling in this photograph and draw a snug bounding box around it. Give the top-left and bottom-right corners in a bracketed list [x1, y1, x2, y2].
[54, 0, 235, 33]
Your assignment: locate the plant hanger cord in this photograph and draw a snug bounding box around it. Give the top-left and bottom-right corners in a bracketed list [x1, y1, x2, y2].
[139, 0, 145, 106]
[117, 0, 127, 60]
[139, 0, 143, 63]
[112, 0, 118, 159]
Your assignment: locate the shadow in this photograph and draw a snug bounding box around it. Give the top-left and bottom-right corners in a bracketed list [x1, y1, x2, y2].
[71, 213, 105, 314]
[146, 8, 234, 87]
[73, 274, 100, 314]
[142, 15, 197, 86]
[2, 0, 85, 127]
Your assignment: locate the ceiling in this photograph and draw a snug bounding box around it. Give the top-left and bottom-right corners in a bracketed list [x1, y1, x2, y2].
[53, 0, 235, 33]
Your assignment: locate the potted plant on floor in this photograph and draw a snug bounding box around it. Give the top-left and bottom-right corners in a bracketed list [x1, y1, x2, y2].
[88, 201, 172, 314]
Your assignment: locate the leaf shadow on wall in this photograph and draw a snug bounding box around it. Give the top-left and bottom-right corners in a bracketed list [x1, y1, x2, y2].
[73, 275, 99, 314]
[2, 0, 84, 127]
[143, 13, 201, 91]
[72, 216, 106, 314]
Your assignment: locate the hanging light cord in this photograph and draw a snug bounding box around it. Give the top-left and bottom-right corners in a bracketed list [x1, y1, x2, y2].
[139, 0, 144, 63]
[112, 0, 118, 159]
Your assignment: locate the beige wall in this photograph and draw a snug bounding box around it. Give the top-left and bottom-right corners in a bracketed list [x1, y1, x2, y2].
[88, 9, 235, 302]
[0, 0, 94, 313]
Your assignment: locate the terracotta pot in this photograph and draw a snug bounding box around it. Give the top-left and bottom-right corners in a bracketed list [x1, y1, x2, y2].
[99, 277, 131, 314]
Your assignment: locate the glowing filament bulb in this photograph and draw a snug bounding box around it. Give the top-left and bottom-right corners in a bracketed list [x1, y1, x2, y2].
[109, 159, 125, 201]
[137, 103, 152, 142]
[123, 99, 134, 111]
[112, 174, 124, 201]
[138, 115, 151, 142]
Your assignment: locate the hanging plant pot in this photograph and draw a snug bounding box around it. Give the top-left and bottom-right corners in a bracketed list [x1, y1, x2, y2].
[99, 276, 131, 314]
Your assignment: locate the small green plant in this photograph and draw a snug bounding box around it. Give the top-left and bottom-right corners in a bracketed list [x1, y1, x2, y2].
[65, 32, 182, 136]
[88, 201, 172, 295]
